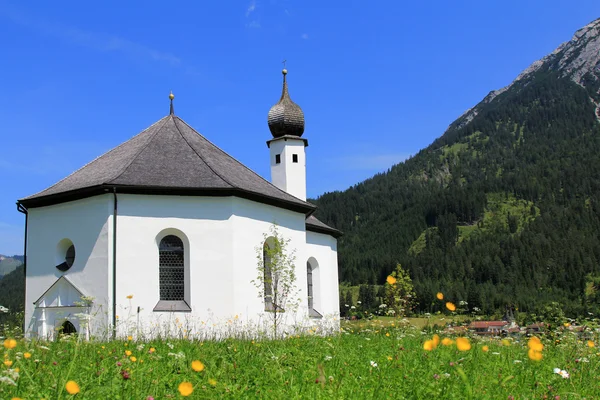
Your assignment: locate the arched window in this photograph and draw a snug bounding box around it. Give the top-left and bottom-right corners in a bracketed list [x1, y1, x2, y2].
[263, 242, 273, 311]
[60, 320, 77, 335]
[159, 235, 185, 301]
[307, 258, 322, 318]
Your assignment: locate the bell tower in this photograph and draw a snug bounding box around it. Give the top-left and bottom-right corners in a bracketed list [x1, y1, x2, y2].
[266, 68, 308, 201]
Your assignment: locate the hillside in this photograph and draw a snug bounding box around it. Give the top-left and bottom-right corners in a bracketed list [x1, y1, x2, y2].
[0, 254, 24, 278]
[313, 18, 600, 316]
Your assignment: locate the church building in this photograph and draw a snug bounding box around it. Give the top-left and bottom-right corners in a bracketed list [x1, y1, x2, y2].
[17, 69, 341, 339]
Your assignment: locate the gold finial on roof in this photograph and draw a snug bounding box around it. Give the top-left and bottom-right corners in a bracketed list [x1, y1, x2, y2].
[169, 91, 175, 115]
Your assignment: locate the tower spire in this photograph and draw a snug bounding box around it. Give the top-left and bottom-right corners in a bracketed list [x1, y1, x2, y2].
[169, 91, 175, 115]
[267, 67, 305, 138]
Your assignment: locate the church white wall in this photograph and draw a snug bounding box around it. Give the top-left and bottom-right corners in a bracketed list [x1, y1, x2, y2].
[269, 138, 307, 201]
[306, 231, 340, 318]
[230, 197, 307, 325]
[25, 195, 112, 339]
[115, 194, 235, 335]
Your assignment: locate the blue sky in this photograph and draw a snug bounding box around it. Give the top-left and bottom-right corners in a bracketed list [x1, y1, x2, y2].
[1, 1, 599, 255]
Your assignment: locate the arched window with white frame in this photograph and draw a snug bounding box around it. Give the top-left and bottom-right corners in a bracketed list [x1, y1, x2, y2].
[154, 232, 191, 312]
[307, 257, 322, 318]
[263, 241, 274, 311]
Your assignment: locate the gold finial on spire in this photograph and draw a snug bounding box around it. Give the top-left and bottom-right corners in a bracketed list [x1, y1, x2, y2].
[169, 91, 175, 115]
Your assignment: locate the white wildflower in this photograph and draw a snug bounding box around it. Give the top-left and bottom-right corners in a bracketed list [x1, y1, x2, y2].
[0, 376, 17, 386]
[513, 360, 522, 363]
[370, 361, 378, 368]
[168, 351, 185, 359]
[324, 355, 333, 361]
[553, 368, 569, 379]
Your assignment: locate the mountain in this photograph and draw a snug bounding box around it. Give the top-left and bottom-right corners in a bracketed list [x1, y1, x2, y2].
[0, 255, 24, 279]
[313, 18, 600, 317]
[0, 264, 24, 328]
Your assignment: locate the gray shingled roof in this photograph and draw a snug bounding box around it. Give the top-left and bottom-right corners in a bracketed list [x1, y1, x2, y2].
[19, 115, 315, 213]
[306, 215, 342, 238]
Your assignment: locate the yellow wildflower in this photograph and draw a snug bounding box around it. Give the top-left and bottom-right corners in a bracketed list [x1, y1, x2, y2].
[208, 378, 217, 386]
[65, 380, 80, 395]
[528, 348, 543, 361]
[149, 347, 156, 353]
[23, 352, 31, 359]
[178, 381, 194, 396]
[127, 336, 133, 341]
[501, 339, 511, 346]
[441, 338, 454, 346]
[130, 356, 137, 362]
[386, 275, 397, 285]
[4, 360, 13, 367]
[125, 350, 132, 356]
[423, 340, 435, 351]
[446, 302, 456, 312]
[126, 294, 133, 299]
[528, 336, 543, 352]
[3, 339, 17, 350]
[587, 340, 595, 348]
[482, 345, 489, 352]
[191, 360, 205, 372]
[456, 337, 471, 351]
[436, 292, 444, 300]
[432, 334, 440, 348]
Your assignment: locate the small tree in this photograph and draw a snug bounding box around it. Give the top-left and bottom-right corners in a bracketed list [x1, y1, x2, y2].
[253, 225, 299, 338]
[384, 264, 417, 317]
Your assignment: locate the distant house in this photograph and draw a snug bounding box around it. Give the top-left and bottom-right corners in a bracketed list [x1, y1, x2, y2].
[469, 321, 518, 335]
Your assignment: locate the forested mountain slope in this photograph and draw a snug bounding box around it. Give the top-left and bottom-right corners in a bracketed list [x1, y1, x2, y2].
[313, 18, 600, 316]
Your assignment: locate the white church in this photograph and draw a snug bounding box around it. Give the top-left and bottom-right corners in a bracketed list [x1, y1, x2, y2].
[18, 69, 341, 340]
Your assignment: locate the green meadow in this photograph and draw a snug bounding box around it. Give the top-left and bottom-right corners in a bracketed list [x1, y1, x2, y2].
[2, 319, 599, 399]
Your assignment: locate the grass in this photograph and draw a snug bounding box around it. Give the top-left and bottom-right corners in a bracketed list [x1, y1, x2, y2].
[2, 320, 599, 399]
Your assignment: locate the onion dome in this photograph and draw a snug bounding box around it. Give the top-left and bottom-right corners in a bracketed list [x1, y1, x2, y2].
[267, 69, 305, 138]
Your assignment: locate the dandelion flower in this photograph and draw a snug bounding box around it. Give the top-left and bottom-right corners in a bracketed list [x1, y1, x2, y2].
[385, 332, 390, 337]
[528, 348, 543, 361]
[149, 347, 156, 354]
[446, 302, 456, 312]
[482, 345, 489, 352]
[387, 356, 393, 361]
[23, 352, 31, 359]
[208, 378, 217, 387]
[436, 292, 444, 300]
[587, 340, 595, 348]
[65, 380, 80, 395]
[4, 360, 13, 367]
[432, 334, 440, 348]
[127, 336, 133, 341]
[501, 339, 511, 347]
[130, 356, 137, 362]
[528, 337, 543, 352]
[456, 337, 471, 351]
[191, 360, 205, 372]
[178, 381, 194, 396]
[386, 275, 397, 285]
[3, 339, 17, 350]
[441, 338, 454, 346]
[125, 350, 132, 356]
[423, 340, 435, 351]
[126, 294, 133, 299]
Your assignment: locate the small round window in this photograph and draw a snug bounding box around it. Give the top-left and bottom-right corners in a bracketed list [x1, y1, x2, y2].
[56, 239, 76, 272]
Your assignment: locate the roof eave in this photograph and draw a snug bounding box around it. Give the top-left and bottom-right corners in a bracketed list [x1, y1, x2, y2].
[306, 223, 343, 238]
[19, 184, 316, 215]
